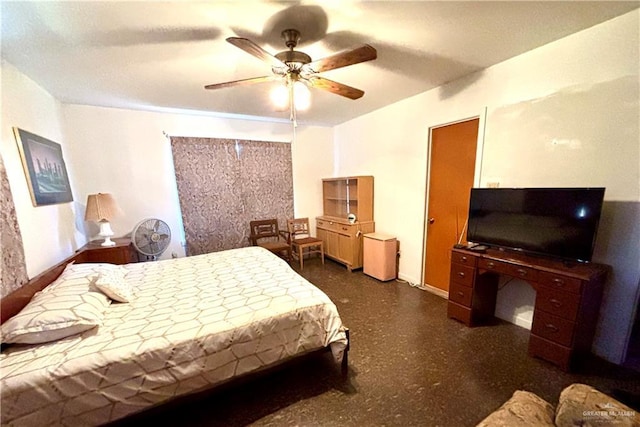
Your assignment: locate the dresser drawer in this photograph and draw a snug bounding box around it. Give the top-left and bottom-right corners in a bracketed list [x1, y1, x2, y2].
[316, 218, 338, 232]
[478, 258, 509, 274]
[535, 286, 580, 321]
[531, 310, 575, 347]
[449, 281, 473, 307]
[451, 251, 477, 267]
[478, 258, 538, 281]
[85, 243, 137, 265]
[447, 301, 472, 326]
[450, 263, 475, 287]
[336, 223, 357, 236]
[539, 272, 582, 294]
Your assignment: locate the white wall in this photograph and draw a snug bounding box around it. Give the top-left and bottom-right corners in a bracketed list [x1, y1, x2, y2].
[61, 104, 334, 259]
[1, 61, 83, 279]
[334, 10, 640, 363]
[290, 126, 335, 226]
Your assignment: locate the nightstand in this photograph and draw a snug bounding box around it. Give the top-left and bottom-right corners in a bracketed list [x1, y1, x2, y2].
[76, 238, 138, 265]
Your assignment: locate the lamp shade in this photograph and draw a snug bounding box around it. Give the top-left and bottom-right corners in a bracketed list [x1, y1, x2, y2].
[85, 193, 118, 222]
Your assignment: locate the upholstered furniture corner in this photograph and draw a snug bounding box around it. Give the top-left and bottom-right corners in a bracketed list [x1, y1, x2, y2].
[477, 383, 639, 427]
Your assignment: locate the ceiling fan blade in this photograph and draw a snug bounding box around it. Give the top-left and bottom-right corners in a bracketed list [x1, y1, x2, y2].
[227, 37, 287, 68]
[305, 44, 377, 74]
[308, 76, 365, 100]
[204, 76, 276, 90]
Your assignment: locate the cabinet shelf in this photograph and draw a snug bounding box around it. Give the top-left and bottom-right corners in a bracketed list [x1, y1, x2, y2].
[321, 176, 372, 221]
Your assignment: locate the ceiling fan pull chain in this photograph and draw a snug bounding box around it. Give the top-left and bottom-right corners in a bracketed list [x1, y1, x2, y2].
[289, 79, 296, 124]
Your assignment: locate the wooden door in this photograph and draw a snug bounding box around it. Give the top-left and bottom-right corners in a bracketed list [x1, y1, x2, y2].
[424, 119, 479, 292]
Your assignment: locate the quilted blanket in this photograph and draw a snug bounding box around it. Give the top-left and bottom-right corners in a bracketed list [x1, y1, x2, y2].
[1, 247, 347, 426]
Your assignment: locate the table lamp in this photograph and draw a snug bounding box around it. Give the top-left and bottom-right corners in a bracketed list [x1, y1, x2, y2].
[85, 193, 119, 246]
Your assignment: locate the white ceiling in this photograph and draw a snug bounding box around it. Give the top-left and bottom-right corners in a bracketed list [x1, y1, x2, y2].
[2, 1, 638, 127]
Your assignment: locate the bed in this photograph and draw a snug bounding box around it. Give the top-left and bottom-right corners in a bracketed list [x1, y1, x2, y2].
[0, 246, 348, 426]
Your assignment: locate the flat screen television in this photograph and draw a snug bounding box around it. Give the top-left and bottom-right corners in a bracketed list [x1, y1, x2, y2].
[467, 187, 605, 262]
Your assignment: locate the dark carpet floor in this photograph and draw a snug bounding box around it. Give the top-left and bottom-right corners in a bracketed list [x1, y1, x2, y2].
[115, 257, 640, 427]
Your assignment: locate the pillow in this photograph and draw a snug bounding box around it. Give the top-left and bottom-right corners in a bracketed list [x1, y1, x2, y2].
[476, 390, 555, 427]
[42, 263, 124, 293]
[95, 269, 132, 303]
[556, 384, 640, 427]
[50, 262, 131, 301]
[1, 263, 112, 345]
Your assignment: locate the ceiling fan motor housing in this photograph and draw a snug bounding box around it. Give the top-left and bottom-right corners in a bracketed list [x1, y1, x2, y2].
[275, 50, 311, 67]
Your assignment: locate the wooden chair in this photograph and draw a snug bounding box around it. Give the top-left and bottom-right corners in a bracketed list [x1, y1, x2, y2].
[287, 217, 324, 269]
[249, 219, 291, 262]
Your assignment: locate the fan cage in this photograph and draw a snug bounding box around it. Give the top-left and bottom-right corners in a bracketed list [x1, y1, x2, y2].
[132, 218, 171, 260]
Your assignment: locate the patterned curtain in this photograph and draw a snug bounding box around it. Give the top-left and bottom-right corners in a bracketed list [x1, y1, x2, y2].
[170, 137, 293, 256]
[1, 154, 29, 297]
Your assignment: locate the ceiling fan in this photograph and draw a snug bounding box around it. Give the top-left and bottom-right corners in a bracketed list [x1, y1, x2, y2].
[204, 29, 377, 121]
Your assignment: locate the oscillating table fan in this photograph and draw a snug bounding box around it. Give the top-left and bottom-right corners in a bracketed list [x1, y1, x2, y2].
[131, 218, 171, 261]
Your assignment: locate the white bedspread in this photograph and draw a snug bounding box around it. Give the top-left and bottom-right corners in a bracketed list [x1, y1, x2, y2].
[1, 247, 347, 426]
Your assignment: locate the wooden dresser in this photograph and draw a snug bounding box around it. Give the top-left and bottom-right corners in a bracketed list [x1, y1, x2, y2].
[76, 238, 138, 264]
[316, 176, 374, 271]
[448, 247, 609, 371]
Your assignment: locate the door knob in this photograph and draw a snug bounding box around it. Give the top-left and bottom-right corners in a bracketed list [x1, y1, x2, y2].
[429, 218, 435, 224]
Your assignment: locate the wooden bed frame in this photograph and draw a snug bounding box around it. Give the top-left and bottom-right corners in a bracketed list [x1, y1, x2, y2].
[1, 252, 350, 376]
[1, 250, 87, 324]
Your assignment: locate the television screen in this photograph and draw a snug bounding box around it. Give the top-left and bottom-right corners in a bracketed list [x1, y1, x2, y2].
[467, 188, 605, 262]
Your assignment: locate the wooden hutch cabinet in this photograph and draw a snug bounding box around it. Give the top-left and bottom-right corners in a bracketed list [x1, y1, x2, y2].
[316, 176, 374, 271]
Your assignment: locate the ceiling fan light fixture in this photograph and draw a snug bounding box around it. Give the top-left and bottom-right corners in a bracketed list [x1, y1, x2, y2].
[270, 78, 310, 112]
[270, 83, 289, 109]
[293, 80, 311, 111]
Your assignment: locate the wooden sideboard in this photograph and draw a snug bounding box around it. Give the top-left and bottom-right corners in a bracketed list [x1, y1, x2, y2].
[316, 217, 375, 271]
[447, 247, 609, 371]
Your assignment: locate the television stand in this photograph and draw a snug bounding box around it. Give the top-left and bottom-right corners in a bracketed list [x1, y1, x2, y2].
[447, 247, 609, 371]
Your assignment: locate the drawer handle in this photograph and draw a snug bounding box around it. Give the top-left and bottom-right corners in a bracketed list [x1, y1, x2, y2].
[342, 227, 348, 231]
[549, 298, 562, 308]
[544, 323, 559, 333]
[456, 291, 465, 297]
[458, 272, 465, 278]
[461, 256, 468, 262]
[552, 278, 565, 287]
[516, 268, 527, 277]
[486, 262, 496, 269]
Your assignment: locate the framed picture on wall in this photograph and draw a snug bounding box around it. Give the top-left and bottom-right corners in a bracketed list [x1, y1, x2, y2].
[13, 128, 73, 206]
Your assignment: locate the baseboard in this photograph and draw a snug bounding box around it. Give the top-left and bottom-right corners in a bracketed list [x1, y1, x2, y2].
[419, 282, 449, 299]
[495, 308, 532, 330]
[397, 272, 418, 285]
